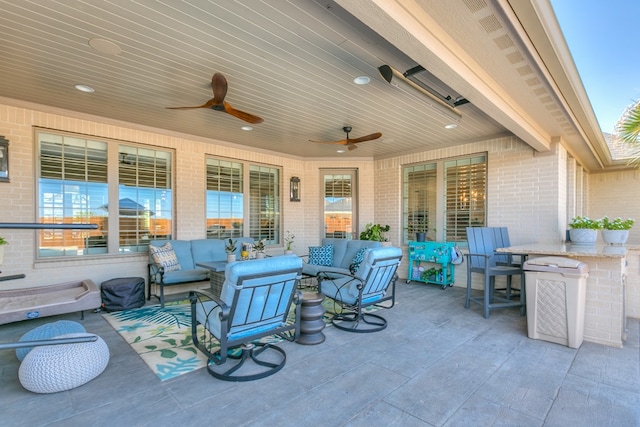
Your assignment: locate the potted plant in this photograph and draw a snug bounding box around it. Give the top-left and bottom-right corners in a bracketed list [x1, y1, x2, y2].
[568, 216, 601, 245]
[284, 231, 295, 254]
[254, 239, 266, 258]
[600, 216, 634, 245]
[408, 217, 428, 242]
[359, 223, 390, 243]
[225, 238, 237, 262]
[0, 236, 7, 265]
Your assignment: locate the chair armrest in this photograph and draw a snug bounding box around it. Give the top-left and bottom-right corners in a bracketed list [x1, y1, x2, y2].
[148, 262, 166, 284]
[189, 289, 229, 321]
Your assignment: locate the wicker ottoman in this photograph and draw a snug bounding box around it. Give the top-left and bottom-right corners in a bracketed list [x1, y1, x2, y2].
[16, 320, 86, 361]
[19, 332, 110, 393]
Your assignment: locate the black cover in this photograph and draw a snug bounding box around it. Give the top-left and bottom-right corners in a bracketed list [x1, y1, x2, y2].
[101, 277, 145, 312]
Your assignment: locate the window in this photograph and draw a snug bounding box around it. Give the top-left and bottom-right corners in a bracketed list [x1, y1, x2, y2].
[206, 158, 280, 245]
[402, 154, 486, 244]
[206, 159, 244, 239]
[444, 155, 487, 242]
[403, 164, 436, 242]
[37, 131, 173, 257]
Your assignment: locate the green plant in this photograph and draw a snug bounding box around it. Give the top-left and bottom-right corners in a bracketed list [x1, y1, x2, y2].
[254, 238, 266, 252]
[0, 236, 7, 245]
[601, 216, 635, 230]
[225, 238, 237, 253]
[569, 216, 601, 229]
[359, 223, 390, 242]
[284, 231, 295, 251]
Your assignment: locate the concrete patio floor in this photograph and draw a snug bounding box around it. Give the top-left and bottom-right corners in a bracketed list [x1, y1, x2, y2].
[1, 282, 638, 426]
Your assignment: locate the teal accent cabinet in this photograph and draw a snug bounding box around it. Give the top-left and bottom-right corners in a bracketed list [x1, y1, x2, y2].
[407, 241, 456, 289]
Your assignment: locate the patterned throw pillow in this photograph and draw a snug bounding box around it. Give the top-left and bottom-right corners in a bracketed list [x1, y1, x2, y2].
[308, 244, 334, 266]
[149, 242, 181, 272]
[349, 248, 368, 274]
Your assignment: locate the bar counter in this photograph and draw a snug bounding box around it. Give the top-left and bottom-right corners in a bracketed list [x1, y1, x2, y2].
[497, 243, 627, 348]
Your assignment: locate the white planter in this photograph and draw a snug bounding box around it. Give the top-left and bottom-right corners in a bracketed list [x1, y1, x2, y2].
[226, 254, 236, 262]
[601, 229, 629, 246]
[284, 250, 294, 255]
[256, 252, 265, 259]
[569, 229, 598, 245]
[0, 245, 4, 265]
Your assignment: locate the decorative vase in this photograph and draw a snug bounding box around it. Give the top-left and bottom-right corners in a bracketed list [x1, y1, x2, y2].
[601, 229, 629, 246]
[226, 254, 236, 262]
[569, 229, 598, 245]
[416, 232, 426, 242]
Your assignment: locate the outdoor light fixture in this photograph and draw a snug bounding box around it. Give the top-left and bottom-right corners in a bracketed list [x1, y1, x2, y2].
[0, 136, 9, 182]
[290, 176, 300, 202]
[378, 64, 462, 123]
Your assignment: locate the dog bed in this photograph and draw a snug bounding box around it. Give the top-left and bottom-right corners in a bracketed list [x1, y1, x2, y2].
[0, 280, 101, 325]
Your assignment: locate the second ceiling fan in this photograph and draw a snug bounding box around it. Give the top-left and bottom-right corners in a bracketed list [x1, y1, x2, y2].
[310, 126, 381, 150]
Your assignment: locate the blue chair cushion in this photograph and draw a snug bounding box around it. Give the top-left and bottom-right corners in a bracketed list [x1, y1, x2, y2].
[308, 245, 333, 266]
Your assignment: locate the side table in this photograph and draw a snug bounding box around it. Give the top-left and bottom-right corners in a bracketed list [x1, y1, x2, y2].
[296, 292, 326, 345]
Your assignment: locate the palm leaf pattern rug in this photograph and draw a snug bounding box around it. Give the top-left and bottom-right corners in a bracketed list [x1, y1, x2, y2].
[103, 295, 389, 381]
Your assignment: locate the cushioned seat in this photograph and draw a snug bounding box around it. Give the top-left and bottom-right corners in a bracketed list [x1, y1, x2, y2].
[18, 332, 109, 393]
[16, 320, 86, 361]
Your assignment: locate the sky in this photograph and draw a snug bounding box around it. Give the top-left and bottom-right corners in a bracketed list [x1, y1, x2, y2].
[550, 0, 640, 134]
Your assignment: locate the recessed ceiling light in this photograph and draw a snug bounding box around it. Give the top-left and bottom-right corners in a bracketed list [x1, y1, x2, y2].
[241, 126, 253, 131]
[88, 38, 122, 55]
[353, 76, 370, 85]
[74, 84, 95, 93]
[445, 123, 458, 129]
[337, 149, 346, 153]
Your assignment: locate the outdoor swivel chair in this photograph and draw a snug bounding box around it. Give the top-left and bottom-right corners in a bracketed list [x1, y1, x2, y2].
[189, 256, 302, 381]
[465, 227, 525, 319]
[318, 246, 402, 333]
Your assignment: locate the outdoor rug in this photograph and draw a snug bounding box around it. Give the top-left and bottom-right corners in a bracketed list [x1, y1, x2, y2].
[103, 295, 391, 381]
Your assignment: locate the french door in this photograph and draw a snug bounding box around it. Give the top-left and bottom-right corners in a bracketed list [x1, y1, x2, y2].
[321, 169, 357, 239]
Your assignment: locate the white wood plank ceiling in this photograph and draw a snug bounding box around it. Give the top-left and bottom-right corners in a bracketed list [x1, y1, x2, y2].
[0, 0, 569, 159]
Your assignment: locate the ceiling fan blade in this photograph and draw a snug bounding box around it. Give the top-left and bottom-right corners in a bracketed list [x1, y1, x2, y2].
[166, 98, 216, 110]
[223, 102, 264, 124]
[347, 143, 358, 151]
[309, 139, 348, 145]
[349, 132, 382, 143]
[211, 72, 228, 104]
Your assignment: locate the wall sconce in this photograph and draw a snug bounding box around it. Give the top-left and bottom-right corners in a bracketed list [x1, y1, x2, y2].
[0, 136, 9, 183]
[290, 176, 300, 202]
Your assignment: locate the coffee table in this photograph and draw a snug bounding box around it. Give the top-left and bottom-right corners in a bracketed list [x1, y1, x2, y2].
[196, 261, 227, 296]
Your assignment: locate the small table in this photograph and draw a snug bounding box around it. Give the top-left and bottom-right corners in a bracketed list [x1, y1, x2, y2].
[296, 292, 326, 345]
[196, 261, 227, 296]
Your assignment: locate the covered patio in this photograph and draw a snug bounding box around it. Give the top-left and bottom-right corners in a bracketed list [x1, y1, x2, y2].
[1, 283, 638, 426]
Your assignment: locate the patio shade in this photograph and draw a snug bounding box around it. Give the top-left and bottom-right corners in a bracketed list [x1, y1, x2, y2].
[100, 198, 154, 216]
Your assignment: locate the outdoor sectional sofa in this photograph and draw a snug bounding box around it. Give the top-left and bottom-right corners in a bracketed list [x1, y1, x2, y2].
[148, 237, 254, 307]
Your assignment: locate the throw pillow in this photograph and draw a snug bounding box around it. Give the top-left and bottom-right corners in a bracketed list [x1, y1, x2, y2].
[149, 242, 181, 272]
[308, 244, 334, 266]
[349, 247, 368, 274]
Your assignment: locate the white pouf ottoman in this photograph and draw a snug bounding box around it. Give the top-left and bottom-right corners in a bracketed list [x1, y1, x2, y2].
[19, 333, 110, 393]
[16, 320, 86, 361]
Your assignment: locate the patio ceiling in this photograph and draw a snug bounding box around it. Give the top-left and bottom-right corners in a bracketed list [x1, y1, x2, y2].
[0, 0, 612, 169]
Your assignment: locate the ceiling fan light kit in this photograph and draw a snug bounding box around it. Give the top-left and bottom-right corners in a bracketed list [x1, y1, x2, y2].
[378, 65, 462, 124]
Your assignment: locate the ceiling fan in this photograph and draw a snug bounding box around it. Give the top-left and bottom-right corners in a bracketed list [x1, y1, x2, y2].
[309, 126, 382, 150]
[166, 72, 264, 124]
